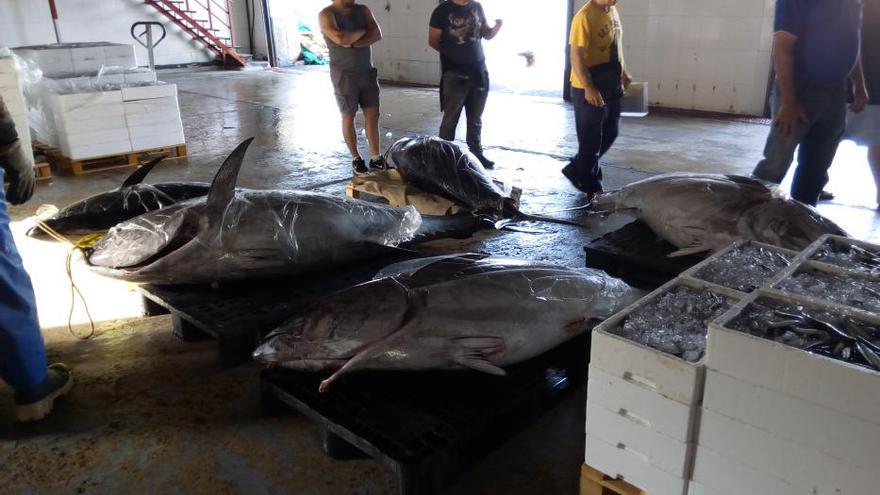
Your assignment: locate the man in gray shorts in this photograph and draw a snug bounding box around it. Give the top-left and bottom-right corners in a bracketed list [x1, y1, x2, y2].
[320, 0, 385, 174]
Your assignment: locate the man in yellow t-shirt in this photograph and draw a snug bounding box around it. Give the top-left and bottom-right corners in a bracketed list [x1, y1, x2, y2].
[562, 0, 631, 199]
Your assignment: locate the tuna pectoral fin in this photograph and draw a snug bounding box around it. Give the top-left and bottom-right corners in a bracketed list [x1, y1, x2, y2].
[452, 337, 507, 376]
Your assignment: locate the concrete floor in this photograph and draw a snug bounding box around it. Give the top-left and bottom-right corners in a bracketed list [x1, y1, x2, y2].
[2, 66, 879, 494]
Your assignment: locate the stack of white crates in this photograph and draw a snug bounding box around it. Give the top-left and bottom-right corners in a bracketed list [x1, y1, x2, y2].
[0, 53, 35, 171]
[585, 242, 799, 494]
[42, 82, 184, 160]
[13, 43, 137, 77]
[695, 235, 880, 495]
[122, 84, 185, 151]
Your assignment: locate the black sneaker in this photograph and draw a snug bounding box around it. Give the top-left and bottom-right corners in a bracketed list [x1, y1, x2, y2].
[473, 152, 495, 170]
[352, 157, 368, 174]
[819, 190, 835, 201]
[15, 363, 73, 423]
[369, 156, 388, 170]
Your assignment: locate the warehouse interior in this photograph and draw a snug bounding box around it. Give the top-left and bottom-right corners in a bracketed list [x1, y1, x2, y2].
[1, 1, 879, 495]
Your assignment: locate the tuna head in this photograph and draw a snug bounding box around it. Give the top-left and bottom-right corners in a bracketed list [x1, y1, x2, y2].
[86, 138, 254, 277]
[253, 278, 410, 370]
[739, 198, 848, 250]
[29, 155, 208, 240]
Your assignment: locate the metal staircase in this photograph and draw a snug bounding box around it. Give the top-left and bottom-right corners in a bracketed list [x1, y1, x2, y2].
[144, 0, 248, 67]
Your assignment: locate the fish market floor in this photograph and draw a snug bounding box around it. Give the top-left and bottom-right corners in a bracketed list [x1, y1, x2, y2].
[2, 66, 878, 494]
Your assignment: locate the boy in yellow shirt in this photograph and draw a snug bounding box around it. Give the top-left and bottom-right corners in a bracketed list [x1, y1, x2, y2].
[563, 0, 631, 199]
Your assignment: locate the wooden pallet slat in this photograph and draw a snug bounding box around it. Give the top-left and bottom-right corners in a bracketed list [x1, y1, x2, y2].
[580, 464, 646, 495]
[35, 141, 187, 176]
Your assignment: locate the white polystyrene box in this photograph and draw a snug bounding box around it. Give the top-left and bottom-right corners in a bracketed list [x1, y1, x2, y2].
[50, 91, 123, 114]
[590, 329, 705, 406]
[121, 84, 177, 102]
[585, 399, 691, 477]
[703, 369, 880, 468]
[699, 408, 878, 494]
[59, 139, 132, 160]
[2, 95, 27, 119]
[585, 434, 688, 495]
[58, 129, 132, 148]
[587, 365, 697, 442]
[123, 70, 157, 84]
[0, 57, 17, 74]
[56, 114, 128, 135]
[707, 307, 880, 424]
[692, 445, 807, 495]
[128, 121, 184, 139]
[0, 72, 21, 91]
[130, 132, 185, 151]
[102, 44, 137, 61]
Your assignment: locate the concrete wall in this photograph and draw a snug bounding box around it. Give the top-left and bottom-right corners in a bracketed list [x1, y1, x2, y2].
[359, 0, 774, 114]
[0, 0, 216, 66]
[583, 0, 774, 115]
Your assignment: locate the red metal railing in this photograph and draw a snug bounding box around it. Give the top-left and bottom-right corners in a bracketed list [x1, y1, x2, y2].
[144, 0, 246, 67]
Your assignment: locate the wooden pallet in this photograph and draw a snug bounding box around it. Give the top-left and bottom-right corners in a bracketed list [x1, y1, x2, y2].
[580, 464, 646, 495]
[37, 142, 187, 176]
[35, 161, 51, 181]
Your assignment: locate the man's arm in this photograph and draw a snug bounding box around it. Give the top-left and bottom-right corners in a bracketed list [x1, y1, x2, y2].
[850, 55, 869, 113]
[353, 6, 382, 48]
[482, 19, 502, 40]
[772, 31, 806, 136]
[0, 96, 34, 205]
[428, 27, 442, 52]
[319, 8, 365, 47]
[571, 44, 604, 107]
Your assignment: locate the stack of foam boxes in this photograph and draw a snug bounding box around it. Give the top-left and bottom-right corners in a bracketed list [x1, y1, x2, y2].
[0, 53, 35, 171]
[41, 81, 184, 160]
[585, 242, 798, 494]
[695, 234, 880, 495]
[13, 42, 137, 77]
[122, 83, 185, 151]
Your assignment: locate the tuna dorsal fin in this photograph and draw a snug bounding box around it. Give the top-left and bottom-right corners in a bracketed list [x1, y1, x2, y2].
[206, 138, 255, 210]
[121, 155, 165, 188]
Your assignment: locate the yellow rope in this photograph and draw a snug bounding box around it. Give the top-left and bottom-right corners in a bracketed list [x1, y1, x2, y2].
[32, 219, 106, 340]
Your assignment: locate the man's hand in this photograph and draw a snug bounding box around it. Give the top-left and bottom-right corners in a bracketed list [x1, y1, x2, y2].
[774, 98, 807, 137]
[494, 19, 503, 30]
[585, 86, 605, 107]
[3, 141, 35, 205]
[851, 87, 869, 114]
[622, 72, 632, 91]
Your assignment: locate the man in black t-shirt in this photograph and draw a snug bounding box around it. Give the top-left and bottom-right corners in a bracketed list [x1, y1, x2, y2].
[429, 0, 502, 169]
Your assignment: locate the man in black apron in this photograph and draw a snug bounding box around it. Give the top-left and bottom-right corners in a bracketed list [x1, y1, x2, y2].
[429, 0, 503, 169]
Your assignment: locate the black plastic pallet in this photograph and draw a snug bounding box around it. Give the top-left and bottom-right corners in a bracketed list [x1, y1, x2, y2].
[584, 220, 704, 290]
[138, 214, 483, 367]
[260, 334, 591, 495]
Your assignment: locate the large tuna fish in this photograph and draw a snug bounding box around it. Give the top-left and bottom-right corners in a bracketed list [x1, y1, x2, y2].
[388, 136, 510, 216]
[590, 173, 847, 256]
[85, 138, 422, 285]
[388, 136, 582, 227]
[28, 156, 210, 239]
[253, 253, 642, 392]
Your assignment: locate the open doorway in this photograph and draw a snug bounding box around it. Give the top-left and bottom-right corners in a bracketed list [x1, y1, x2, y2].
[480, 0, 569, 98]
[264, 0, 329, 67]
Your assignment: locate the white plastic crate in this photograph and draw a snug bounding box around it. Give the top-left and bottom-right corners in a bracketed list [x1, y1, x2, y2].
[699, 407, 877, 494]
[585, 397, 690, 477]
[585, 434, 688, 495]
[708, 291, 880, 426]
[692, 444, 809, 495]
[704, 369, 880, 469]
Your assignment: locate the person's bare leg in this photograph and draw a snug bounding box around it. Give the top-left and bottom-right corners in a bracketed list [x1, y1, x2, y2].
[363, 107, 381, 157]
[869, 145, 880, 207]
[342, 114, 360, 159]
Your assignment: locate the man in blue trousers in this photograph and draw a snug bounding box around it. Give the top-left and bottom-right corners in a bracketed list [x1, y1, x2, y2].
[0, 95, 72, 422]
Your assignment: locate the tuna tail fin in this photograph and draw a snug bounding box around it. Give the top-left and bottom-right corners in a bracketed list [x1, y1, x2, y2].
[120, 155, 166, 188]
[206, 137, 255, 211]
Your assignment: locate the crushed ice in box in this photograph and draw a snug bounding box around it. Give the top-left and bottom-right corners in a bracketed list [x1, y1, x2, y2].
[777, 270, 880, 314]
[811, 240, 880, 274]
[611, 286, 735, 362]
[727, 298, 880, 371]
[693, 244, 791, 292]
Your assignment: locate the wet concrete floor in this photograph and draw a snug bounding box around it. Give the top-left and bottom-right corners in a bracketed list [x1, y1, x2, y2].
[2, 66, 878, 494]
